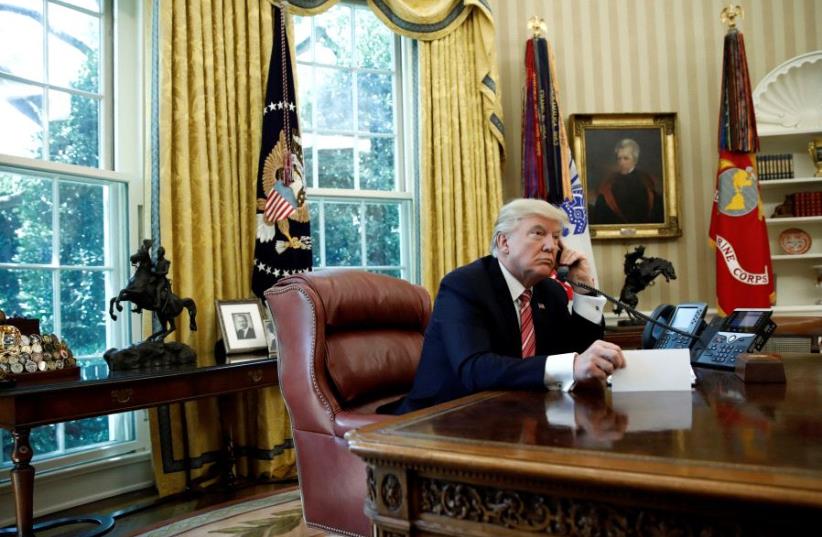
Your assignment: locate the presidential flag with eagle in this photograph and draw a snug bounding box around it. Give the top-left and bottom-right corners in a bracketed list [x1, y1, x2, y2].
[252, 4, 311, 299]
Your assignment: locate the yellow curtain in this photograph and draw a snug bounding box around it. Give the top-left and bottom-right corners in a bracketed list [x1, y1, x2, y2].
[367, 0, 505, 295]
[148, 0, 294, 496]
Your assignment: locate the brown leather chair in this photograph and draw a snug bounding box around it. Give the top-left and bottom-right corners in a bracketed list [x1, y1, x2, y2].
[264, 270, 431, 537]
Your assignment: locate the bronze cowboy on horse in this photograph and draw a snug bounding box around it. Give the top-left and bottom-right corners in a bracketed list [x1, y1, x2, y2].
[614, 245, 677, 316]
[109, 239, 197, 341]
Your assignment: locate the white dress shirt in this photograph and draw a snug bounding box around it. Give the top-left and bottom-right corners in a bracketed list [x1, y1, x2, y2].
[498, 260, 606, 391]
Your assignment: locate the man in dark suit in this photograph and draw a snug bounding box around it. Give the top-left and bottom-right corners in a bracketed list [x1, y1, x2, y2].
[235, 314, 255, 340]
[390, 199, 625, 414]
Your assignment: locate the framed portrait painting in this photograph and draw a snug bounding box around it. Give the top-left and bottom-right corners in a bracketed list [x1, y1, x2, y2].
[569, 113, 682, 240]
[216, 299, 268, 354]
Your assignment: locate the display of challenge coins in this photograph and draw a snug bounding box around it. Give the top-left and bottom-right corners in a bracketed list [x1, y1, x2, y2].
[0, 325, 78, 379]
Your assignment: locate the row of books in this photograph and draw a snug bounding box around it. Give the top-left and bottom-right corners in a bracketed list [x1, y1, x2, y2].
[777, 191, 822, 217]
[757, 153, 794, 180]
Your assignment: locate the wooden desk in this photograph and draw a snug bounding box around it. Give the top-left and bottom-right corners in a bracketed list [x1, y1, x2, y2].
[348, 355, 822, 536]
[0, 358, 277, 537]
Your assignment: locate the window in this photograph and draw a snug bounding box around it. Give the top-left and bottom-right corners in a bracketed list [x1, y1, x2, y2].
[0, 0, 143, 476]
[295, 2, 418, 280]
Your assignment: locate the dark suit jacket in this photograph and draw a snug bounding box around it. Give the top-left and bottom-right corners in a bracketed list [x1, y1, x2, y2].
[390, 256, 603, 415]
[236, 327, 254, 339]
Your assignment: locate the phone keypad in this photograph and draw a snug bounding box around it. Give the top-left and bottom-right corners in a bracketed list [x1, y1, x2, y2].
[658, 334, 691, 348]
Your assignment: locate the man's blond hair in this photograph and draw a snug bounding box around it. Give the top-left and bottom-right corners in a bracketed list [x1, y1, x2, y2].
[490, 198, 568, 256]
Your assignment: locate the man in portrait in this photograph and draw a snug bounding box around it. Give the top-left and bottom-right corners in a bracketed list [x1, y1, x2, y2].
[590, 138, 664, 225]
[234, 313, 256, 339]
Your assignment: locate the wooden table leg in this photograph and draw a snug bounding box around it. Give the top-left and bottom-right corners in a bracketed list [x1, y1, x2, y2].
[11, 427, 34, 537]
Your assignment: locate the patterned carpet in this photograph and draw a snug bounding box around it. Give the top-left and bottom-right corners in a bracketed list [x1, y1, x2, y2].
[132, 489, 335, 537]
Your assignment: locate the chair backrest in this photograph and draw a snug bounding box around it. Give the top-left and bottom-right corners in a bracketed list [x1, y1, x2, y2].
[265, 270, 431, 435]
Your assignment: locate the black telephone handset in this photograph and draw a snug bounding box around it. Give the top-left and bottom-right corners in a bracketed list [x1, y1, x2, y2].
[690, 309, 776, 370]
[641, 302, 708, 349]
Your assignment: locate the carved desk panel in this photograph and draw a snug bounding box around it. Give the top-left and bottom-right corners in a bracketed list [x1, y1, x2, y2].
[347, 355, 822, 536]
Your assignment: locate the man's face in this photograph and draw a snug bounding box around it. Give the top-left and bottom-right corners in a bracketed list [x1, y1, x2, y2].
[498, 215, 562, 288]
[616, 148, 636, 175]
[237, 316, 248, 329]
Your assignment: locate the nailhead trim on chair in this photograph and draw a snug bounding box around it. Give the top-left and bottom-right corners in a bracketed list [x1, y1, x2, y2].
[305, 519, 368, 537]
[265, 284, 338, 421]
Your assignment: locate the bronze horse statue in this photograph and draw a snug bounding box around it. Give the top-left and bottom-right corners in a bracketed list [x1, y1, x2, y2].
[614, 249, 677, 315]
[109, 240, 197, 341]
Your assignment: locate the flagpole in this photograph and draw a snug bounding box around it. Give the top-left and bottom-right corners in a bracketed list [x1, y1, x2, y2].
[521, 15, 599, 286]
[709, 3, 774, 314]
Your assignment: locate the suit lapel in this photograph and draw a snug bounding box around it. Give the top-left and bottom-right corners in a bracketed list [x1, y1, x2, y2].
[483, 257, 521, 356]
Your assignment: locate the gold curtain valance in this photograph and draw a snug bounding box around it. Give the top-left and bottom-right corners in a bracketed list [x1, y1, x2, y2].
[282, 0, 490, 40]
[280, 0, 340, 16]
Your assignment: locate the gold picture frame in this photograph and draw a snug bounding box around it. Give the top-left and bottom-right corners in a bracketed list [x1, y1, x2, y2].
[569, 113, 682, 240]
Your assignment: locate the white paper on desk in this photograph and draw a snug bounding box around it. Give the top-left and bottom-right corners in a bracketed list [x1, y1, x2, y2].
[610, 349, 692, 392]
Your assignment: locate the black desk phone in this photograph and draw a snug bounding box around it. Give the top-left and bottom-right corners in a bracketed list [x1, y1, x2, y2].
[642, 303, 708, 350]
[690, 309, 776, 370]
[642, 305, 776, 370]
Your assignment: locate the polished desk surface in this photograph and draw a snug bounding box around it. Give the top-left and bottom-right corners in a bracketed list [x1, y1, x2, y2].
[348, 355, 822, 509]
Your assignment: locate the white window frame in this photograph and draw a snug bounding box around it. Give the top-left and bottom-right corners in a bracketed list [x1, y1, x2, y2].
[298, 2, 419, 283]
[0, 0, 152, 524]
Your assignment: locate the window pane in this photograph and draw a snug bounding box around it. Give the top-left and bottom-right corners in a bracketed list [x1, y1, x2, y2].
[0, 0, 45, 80]
[359, 137, 395, 191]
[0, 268, 54, 328]
[0, 78, 44, 159]
[294, 16, 312, 62]
[302, 132, 314, 187]
[59, 181, 104, 265]
[317, 135, 353, 189]
[358, 72, 393, 134]
[370, 268, 401, 278]
[48, 3, 100, 92]
[309, 200, 320, 267]
[324, 202, 361, 266]
[0, 430, 8, 464]
[61, 270, 105, 356]
[0, 172, 53, 264]
[365, 203, 400, 267]
[313, 4, 351, 67]
[355, 8, 393, 70]
[64, 416, 109, 449]
[297, 64, 312, 130]
[1, 425, 59, 464]
[31, 424, 59, 457]
[57, 0, 101, 13]
[316, 67, 352, 130]
[48, 88, 100, 167]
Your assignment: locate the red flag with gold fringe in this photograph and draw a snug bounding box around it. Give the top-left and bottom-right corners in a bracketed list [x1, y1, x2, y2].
[708, 22, 775, 314]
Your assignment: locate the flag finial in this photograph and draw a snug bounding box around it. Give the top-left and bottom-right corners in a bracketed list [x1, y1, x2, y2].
[720, 4, 743, 29]
[527, 16, 546, 38]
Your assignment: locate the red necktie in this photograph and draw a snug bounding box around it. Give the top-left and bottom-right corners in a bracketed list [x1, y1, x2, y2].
[519, 290, 536, 358]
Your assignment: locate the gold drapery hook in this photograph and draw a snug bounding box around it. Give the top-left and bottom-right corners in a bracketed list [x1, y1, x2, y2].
[528, 16, 547, 38]
[720, 3, 743, 29]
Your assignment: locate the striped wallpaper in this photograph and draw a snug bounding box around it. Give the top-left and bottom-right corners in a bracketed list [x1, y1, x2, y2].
[490, 0, 822, 313]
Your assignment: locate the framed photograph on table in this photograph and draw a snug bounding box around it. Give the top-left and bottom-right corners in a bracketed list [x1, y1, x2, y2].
[216, 299, 267, 354]
[569, 113, 682, 240]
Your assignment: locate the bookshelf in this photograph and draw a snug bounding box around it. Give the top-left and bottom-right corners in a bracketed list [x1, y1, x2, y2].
[753, 51, 822, 314]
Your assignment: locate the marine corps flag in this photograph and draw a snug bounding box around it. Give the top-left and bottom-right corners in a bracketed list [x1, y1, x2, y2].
[252, 5, 311, 299]
[522, 19, 598, 285]
[708, 16, 774, 314]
